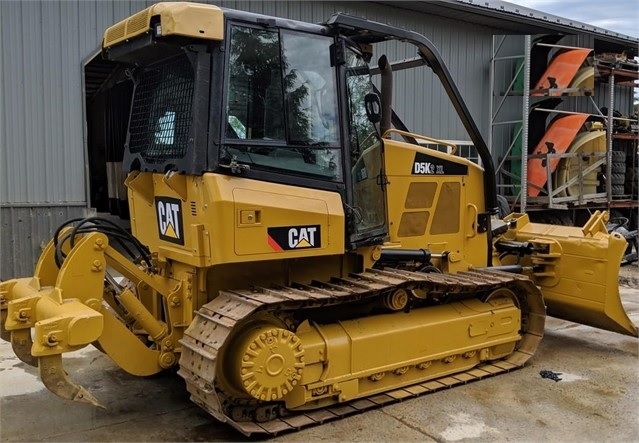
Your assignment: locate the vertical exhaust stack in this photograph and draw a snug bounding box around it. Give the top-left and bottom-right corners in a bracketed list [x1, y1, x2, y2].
[378, 55, 392, 137]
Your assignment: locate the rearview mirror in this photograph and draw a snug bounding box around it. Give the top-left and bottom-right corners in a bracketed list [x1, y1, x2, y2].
[364, 93, 381, 123]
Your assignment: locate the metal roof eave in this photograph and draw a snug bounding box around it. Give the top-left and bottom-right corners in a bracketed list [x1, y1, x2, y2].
[377, 0, 638, 50]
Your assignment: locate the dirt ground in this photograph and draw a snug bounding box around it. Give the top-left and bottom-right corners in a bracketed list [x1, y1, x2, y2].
[1, 264, 637, 442]
[619, 261, 639, 287]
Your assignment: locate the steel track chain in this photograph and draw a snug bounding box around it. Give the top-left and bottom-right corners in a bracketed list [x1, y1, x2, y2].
[178, 268, 545, 436]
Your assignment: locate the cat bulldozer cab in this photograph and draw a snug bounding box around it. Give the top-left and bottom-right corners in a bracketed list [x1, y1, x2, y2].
[1, 2, 635, 436]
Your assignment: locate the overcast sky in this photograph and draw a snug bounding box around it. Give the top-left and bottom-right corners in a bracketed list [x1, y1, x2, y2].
[505, 0, 638, 37]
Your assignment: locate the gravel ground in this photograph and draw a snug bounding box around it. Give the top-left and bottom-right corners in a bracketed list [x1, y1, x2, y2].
[619, 261, 639, 288]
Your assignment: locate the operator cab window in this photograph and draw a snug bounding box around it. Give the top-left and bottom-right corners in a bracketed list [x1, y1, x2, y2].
[223, 25, 342, 182]
[129, 55, 195, 163]
[345, 47, 386, 237]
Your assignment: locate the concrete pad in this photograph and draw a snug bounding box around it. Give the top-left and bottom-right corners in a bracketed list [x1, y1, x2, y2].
[1, 269, 638, 442]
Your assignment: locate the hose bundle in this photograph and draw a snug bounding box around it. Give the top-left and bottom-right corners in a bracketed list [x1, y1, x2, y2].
[52, 217, 152, 269]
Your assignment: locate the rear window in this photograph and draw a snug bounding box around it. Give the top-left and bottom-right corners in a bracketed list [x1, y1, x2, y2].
[128, 55, 195, 163]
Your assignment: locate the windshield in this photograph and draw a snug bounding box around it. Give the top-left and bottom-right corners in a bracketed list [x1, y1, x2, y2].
[222, 26, 342, 182]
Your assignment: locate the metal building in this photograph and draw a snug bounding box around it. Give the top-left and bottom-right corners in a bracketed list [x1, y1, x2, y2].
[1, 0, 636, 279]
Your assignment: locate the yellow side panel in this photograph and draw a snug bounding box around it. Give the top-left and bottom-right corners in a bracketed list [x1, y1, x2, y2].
[383, 140, 489, 269]
[127, 173, 344, 266]
[233, 187, 331, 256]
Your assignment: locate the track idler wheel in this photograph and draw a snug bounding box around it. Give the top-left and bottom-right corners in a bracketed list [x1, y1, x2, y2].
[383, 288, 409, 311]
[230, 327, 305, 402]
[39, 354, 105, 408]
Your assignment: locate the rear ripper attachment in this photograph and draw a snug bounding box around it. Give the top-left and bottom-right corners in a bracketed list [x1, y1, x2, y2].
[179, 268, 545, 436]
[0, 218, 191, 407]
[0, 223, 112, 407]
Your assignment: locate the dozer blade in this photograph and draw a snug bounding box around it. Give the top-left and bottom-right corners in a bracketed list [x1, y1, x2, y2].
[39, 354, 105, 408]
[503, 212, 638, 337]
[544, 280, 637, 337]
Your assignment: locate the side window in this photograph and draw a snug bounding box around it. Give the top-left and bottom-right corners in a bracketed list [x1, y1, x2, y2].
[224, 26, 342, 182]
[345, 48, 386, 236]
[281, 31, 339, 145]
[226, 27, 284, 140]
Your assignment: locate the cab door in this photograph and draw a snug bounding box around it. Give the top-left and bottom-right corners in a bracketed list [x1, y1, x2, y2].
[343, 46, 387, 247]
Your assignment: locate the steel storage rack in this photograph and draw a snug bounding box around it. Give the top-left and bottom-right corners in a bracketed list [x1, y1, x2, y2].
[490, 34, 638, 227]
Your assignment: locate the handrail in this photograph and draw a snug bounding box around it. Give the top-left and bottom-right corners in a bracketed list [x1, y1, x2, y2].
[382, 128, 458, 155]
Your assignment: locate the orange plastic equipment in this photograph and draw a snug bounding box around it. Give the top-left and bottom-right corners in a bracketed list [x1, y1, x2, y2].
[532, 48, 593, 96]
[527, 113, 589, 197]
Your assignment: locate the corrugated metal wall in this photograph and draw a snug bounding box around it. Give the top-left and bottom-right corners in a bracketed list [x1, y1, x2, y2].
[1, 0, 496, 279]
[5, 1, 633, 279]
[1, 0, 153, 206]
[1, 205, 95, 278]
[1, 0, 156, 279]
[0, 0, 494, 207]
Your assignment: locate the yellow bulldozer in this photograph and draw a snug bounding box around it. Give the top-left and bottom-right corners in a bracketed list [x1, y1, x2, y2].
[1, 2, 636, 436]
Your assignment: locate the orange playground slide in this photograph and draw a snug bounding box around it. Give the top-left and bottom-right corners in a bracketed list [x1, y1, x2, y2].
[532, 48, 593, 96]
[527, 113, 589, 196]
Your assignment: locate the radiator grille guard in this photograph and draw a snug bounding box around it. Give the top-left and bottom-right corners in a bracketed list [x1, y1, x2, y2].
[128, 55, 195, 163]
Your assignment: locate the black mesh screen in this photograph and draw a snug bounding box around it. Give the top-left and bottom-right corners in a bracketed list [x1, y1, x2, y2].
[128, 55, 194, 162]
